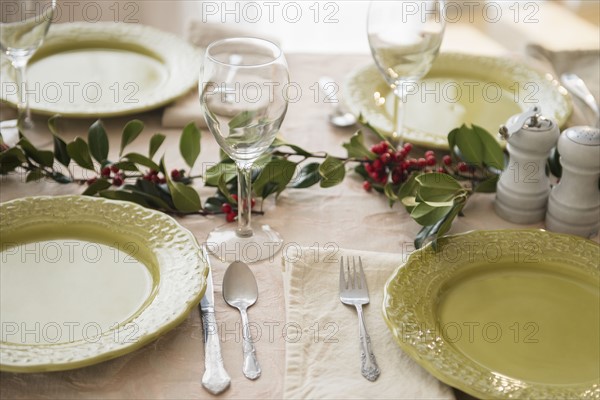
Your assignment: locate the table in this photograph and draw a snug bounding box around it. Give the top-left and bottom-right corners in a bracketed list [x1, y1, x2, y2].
[1, 5, 599, 398]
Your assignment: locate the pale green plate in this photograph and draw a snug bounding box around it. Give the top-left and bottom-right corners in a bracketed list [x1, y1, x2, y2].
[0, 196, 208, 372]
[0, 22, 201, 117]
[344, 53, 572, 149]
[383, 230, 599, 399]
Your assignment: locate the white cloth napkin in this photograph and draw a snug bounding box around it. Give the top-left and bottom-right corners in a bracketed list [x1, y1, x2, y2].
[161, 22, 281, 129]
[282, 248, 455, 400]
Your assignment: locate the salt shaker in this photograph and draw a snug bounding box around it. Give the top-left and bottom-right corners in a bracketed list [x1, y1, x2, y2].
[545, 126, 600, 238]
[495, 107, 560, 224]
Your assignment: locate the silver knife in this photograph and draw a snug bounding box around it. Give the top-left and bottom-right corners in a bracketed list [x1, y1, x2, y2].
[200, 246, 231, 395]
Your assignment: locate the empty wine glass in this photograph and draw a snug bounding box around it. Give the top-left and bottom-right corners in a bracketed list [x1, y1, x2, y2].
[0, 0, 56, 133]
[367, 0, 446, 142]
[200, 37, 289, 263]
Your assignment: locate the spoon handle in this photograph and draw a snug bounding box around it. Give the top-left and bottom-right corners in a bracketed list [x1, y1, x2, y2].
[240, 308, 261, 380]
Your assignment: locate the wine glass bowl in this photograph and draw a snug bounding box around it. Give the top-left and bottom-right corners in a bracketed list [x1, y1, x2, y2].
[0, 0, 56, 131]
[200, 37, 289, 262]
[367, 0, 446, 139]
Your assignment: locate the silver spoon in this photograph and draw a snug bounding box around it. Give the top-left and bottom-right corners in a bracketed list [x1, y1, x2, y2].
[319, 76, 357, 128]
[222, 261, 261, 380]
[561, 73, 600, 127]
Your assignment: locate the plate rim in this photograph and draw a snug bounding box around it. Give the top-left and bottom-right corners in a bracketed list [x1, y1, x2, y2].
[382, 229, 599, 399]
[0, 195, 208, 373]
[0, 22, 202, 118]
[344, 52, 573, 149]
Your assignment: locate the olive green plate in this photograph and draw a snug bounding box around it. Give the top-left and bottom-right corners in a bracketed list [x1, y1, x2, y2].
[0, 22, 201, 117]
[0, 196, 208, 372]
[383, 230, 599, 399]
[344, 53, 572, 149]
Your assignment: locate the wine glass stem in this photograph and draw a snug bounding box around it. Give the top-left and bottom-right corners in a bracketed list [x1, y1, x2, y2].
[12, 60, 32, 130]
[236, 163, 253, 238]
[393, 88, 407, 146]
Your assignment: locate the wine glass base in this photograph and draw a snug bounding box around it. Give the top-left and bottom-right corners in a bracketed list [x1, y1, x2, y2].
[205, 222, 283, 263]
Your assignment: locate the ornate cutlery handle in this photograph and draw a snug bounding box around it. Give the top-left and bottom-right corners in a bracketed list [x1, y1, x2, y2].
[201, 311, 231, 394]
[239, 307, 261, 380]
[355, 304, 380, 381]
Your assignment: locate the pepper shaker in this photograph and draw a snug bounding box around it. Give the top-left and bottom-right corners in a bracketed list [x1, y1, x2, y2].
[495, 107, 560, 224]
[545, 126, 600, 238]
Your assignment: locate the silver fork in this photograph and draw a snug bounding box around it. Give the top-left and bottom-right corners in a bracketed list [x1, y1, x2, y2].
[339, 256, 380, 381]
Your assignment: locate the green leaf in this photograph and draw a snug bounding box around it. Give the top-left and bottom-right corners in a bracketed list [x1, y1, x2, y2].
[474, 175, 499, 193]
[415, 173, 463, 202]
[19, 139, 54, 168]
[67, 137, 95, 170]
[82, 179, 111, 196]
[124, 152, 160, 171]
[217, 174, 235, 204]
[228, 111, 255, 130]
[120, 120, 144, 156]
[253, 158, 297, 198]
[455, 125, 483, 165]
[99, 190, 153, 208]
[410, 202, 453, 226]
[204, 197, 225, 213]
[291, 162, 322, 188]
[52, 134, 70, 167]
[47, 115, 61, 135]
[121, 184, 174, 211]
[180, 122, 201, 168]
[113, 161, 139, 172]
[149, 133, 166, 159]
[88, 120, 109, 163]
[343, 131, 376, 160]
[205, 161, 237, 186]
[415, 223, 439, 249]
[447, 126, 460, 155]
[319, 156, 345, 188]
[473, 125, 504, 170]
[271, 137, 313, 157]
[26, 169, 45, 182]
[398, 173, 421, 202]
[548, 147, 562, 178]
[0, 147, 27, 174]
[384, 182, 399, 207]
[50, 172, 71, 184]
[168, 180, 201, 213]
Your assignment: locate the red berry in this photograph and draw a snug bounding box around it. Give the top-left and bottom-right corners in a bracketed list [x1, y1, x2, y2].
[149, 169, 158, 176]
[171, 169, 180, 180]
[418, 158, 427, 168]
[363, 181, 372, 192]
[87, 177, 97, 185]
[370, 144, 382, 154]
[365, 163, 374, 174]
[251, 198, 256, 208]
[401, 161, 410, 170]
[408, 158, 418, 167]
[110, 164, 120, 173]
[443, 155, 452, 166]
[151, 175, 160, 183]
[403, 143, 413, 153]
[380, 152, 392, 164]
[231, 194, 238, 203]
[101, 166, 111, 178]
[373, 159, 383, 171]
[426, 157, 436, 166]
[159, 178, 167, 184]
[392, 173, 401, 184]
[379, 141, 389, 152]
[112, 176, 123, 187]
[222, 203, 232, 214]
[458, 162, 469, 172]
[370, 171, 379, 181]
[226, 212, 236, 223]
[425, 150, 435, 158]
[399, 149, 408, 159]
[437, 167, 446, 173]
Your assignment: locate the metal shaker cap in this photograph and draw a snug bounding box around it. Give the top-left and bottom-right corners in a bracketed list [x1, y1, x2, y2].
[565, 126, 600, 146]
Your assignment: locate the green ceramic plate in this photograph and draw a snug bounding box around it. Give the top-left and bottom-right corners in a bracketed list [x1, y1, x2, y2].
[383, 230, 599, 399]
[0, 22, 201, 117]
[344, 53, 572, 149]
[0, 196, 208, 372]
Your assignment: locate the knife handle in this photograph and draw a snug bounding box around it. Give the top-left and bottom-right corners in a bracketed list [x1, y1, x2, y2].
[201, 311, 231, 394]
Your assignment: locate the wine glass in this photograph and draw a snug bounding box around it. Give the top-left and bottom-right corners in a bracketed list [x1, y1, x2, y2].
[200, 37, 289, 263]
[367, 0, 446, 142]
[0, 0, 56, 133]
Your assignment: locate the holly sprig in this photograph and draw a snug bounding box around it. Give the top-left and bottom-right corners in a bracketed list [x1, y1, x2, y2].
[0, 116, 505, 248]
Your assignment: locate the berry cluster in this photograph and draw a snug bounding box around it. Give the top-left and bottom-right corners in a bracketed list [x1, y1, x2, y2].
[221, 194, 257, 223]
[362, 141, 468, 191]
[86, 164, 125, 187]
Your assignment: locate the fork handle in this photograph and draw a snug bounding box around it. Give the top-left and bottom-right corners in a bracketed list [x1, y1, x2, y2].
[355, 304, 380, 381]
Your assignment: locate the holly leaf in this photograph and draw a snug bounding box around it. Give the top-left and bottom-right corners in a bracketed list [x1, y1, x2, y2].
[26, 169, 45, 182]
[149, 133, 166, 159]
[343, 131, 376, 160]
[19, 139, 54, 167]
[52, 134, 70, 167]
[0, 147, 26, 174]
[291, 162, 321, 188]
[416, 173, 464, 202]
[67, 137, 95, 170]
[124, 153, 160, 172]
[204, 161, 237, 186]
[473, 124, 504, 170]
[410, 202, 453, 226]
[88, 120, 109, 163]
[120, 120, 144, 156]
[454, 125, 483, 165]
[180, 122, 201, 168]
[474, 175, 499, 193]
[271, 138, 312, 157]
[319, 156, 345, 188]
[548, 147, 562, 178]
[228, 110, 255, 130]
[253, 158, 296, 198]
[82, 179, 111, 196]
[168, 180, 201, 213]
